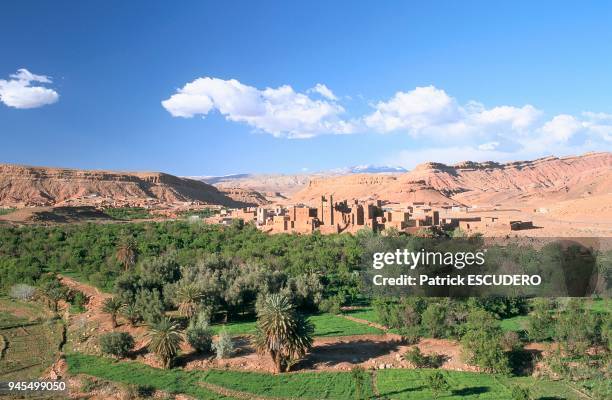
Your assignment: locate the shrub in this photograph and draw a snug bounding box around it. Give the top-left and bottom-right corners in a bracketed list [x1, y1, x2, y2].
[134, 289, 164, 325]
[99, 332, 135, 358]
[0, 334, 7, 360]
[427, 371, 449, 399]
[461, 310, 510, 374]
[9, 284, 36, 301]
[372, 297, 403, 328]
[403, 347, 444, 368]
[80, 377, 103, 392]
[194, 308, 212, 326]
[186, 315, 213, 354]
[473, 297, 528, 319]
[214, 328, 234, 359]
[602, 312, 612, 352]
[511, 386, 532, 400]
[136, 385, 155, 397]
[397, 325, 421, 345]
[70, 290, 88, 312]
[501, 331, 522, 352]
[527, 298, 555, 341]
[284, 273, 324, 311]
[121, 303, 141, 326]
[319, 296, 342, 314]
[554, 300, 600, 357]
[422, 303, 447, 338]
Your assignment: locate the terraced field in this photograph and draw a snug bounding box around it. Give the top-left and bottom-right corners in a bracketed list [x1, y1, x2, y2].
[67, 353, 586, 400]
[0, 299, 64, 380]
[376, 369, 584, 400]
[67, 353, 374, 399]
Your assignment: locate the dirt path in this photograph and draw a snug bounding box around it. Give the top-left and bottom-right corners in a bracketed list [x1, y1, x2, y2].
[59, 275, 111, 312]
[58, 275, 149, 354]
[339, 314, 391, 333]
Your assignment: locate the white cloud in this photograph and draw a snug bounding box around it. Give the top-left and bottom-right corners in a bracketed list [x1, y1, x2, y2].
[581, 112, 612, 142]
[162, 77, 353, 138]
[478, 141, 500, 151]
[540, 114, 582, 142]
[470, 104, 541, 130]
[364, 86, 460, 133]
[161, 78, 612, 158]
[309, 83, 338, 101]
[0, 68, 59, 109]
[363, 85, 541, 138]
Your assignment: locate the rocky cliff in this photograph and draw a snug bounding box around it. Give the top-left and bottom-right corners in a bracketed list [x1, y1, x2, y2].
[0, 164, 248, 207]
[291, 152, 612, 207]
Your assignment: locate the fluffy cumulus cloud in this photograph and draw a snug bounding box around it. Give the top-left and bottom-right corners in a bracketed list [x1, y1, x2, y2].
[363, 85, 542, 138]
[359, 85, 611, 168]
[308, 83, 338, 101]
[161, 77, 354, 138]
[162, 77, 612, 165]
[0, 69, 59, 109]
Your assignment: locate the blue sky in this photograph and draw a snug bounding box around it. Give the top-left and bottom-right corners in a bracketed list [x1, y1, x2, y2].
[1, 1, 611, 176]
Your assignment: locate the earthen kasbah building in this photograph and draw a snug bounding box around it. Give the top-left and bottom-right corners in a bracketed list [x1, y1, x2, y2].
[219, 194, 535, 235]
[262, 195, 387, 234]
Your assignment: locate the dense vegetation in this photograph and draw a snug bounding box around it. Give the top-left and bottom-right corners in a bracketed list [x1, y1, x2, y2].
[1, 220, 610, 397]
[103, 207, 152, 220]
[179, 208, 219, 218]
[0, 221, 362, 305]
[0, 207, 15, 216]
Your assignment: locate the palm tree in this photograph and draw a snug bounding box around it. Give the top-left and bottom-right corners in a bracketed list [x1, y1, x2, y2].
[116, 238, 137, 272]
[175, 283, 203, 319]
[147, 317, 183, 369]
[102, 297, 123, 328]
[254, 294, 313, 373]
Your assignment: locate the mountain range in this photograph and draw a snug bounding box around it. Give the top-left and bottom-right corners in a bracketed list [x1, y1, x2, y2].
[1, 153, 610, 216]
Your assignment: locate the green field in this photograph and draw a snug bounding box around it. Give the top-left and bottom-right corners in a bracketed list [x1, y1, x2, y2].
[376, 368, 583, 400]
[342, 307, 378, 324]
[201, 368, 373, 399]
[66, 353, 234, 399]
[66, 353, 374, 399]
[103, 207, 151, 220]
[211, 312, 384, 337]
[0, 299, 64, 380]
[498, 315, 529, 333]
[0, 207, 16, 216]
[67, 353, 586, 400]
[180, 208, 219, 218]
